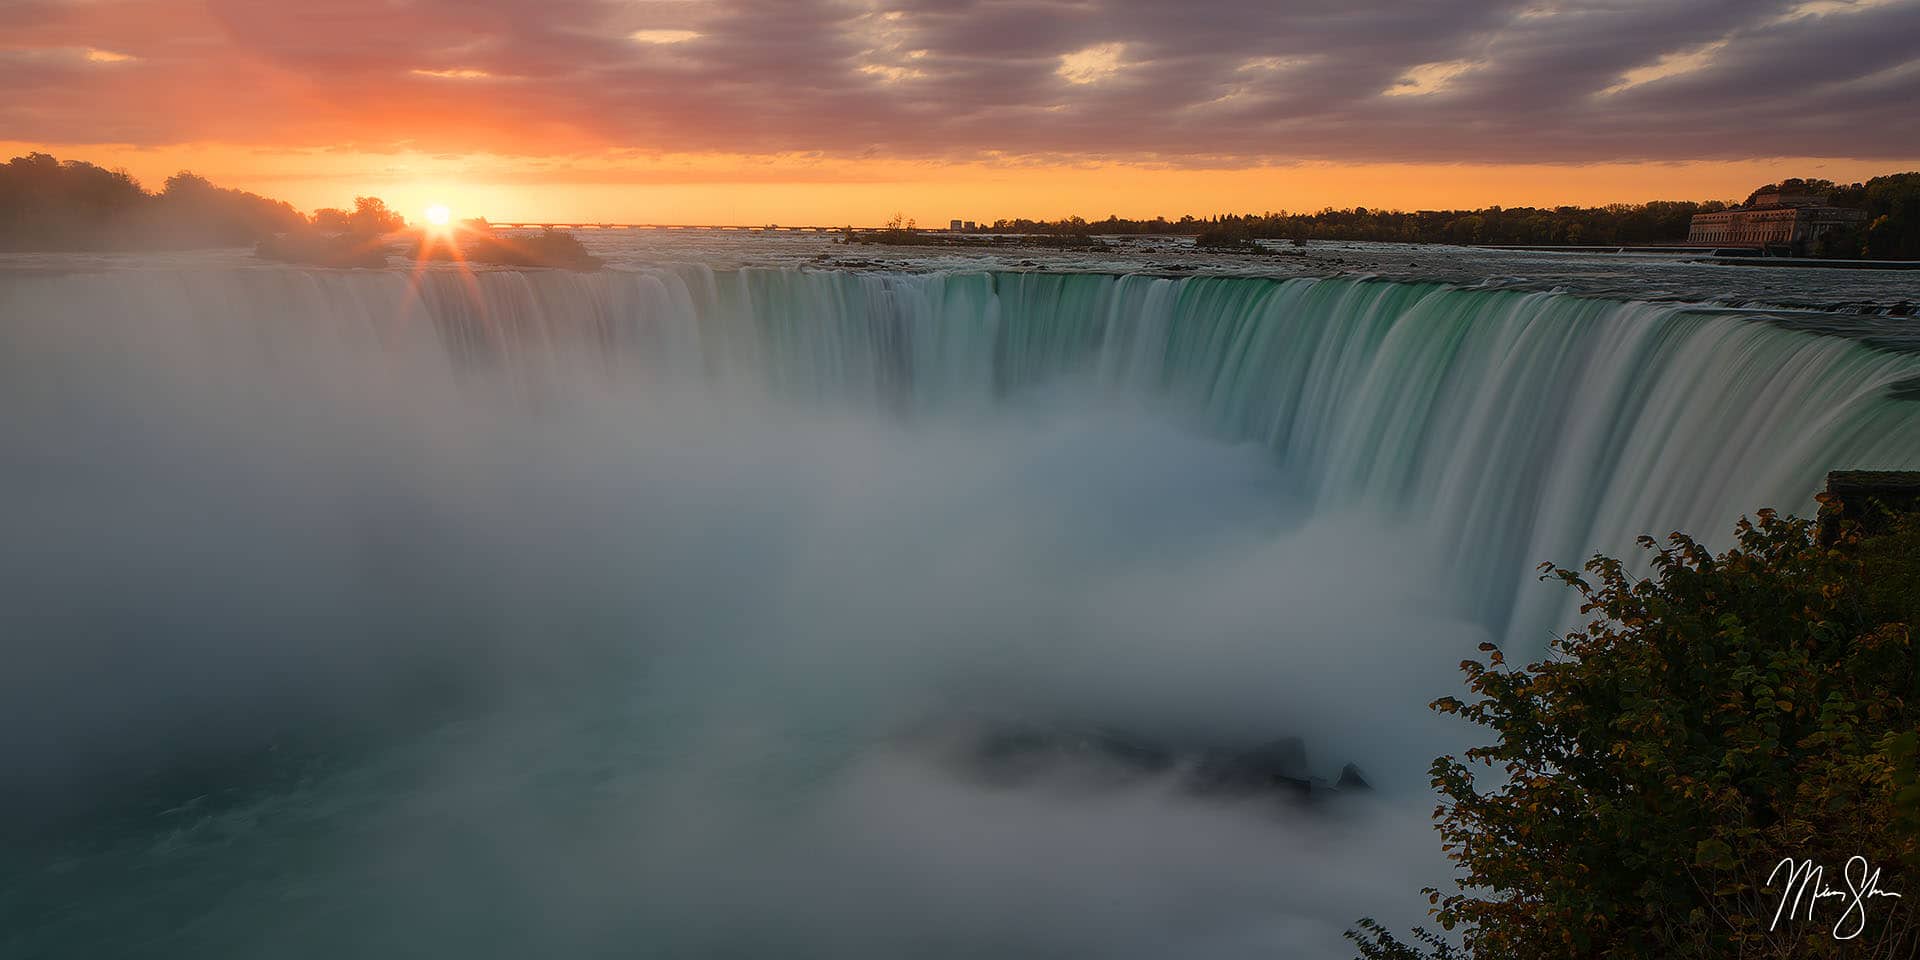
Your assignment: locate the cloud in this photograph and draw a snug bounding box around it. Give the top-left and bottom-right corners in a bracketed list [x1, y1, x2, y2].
[1057, 42, 1127, 85]
[1382, 59, 1481, 97]
[411, 68, 499, 80]
[2, 0, 1916, 164]
[1600, 39, 1731, 96]
[630, 29, 701, 44]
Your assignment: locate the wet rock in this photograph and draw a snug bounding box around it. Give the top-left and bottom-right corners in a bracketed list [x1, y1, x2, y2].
[1188, 737, 1310, 797]
[1335, 763, 1372, 792]
[936, 723, 1372, 807]
[959, 724, 1175, 787]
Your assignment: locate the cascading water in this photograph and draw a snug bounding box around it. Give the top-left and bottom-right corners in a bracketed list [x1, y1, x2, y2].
[3, 262, 1918, 958]
[18, 265, 1912, 636]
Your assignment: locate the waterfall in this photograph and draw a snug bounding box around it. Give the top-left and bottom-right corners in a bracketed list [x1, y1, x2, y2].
[7, 261, 1920, 958]
[9, 264, 1916, 648]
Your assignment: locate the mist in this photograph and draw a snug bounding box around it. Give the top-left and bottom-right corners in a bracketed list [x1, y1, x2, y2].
[0, 266, 1498, 957]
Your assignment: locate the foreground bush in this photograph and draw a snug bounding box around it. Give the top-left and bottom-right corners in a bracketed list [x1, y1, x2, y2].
[1400, 502, 1919, 958]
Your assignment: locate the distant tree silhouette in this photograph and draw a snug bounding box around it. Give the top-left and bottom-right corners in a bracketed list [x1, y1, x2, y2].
[0, 153, 412, 252]
[145, 170, 304, 247]
[310, 207, 353, 233]
[1193, 222, 1258, 250]
[257, 195, 410, 267]
[1861, 173, 1920, 259]
[462, 228, 601, 270]
[303, 197, 403, 237]
[9, 151, 1917, 261]
[346, 196, 406, 236]
[0, 153, 147, 250]
[969, 182, 1920, 253]
[0, 153, 304, 251]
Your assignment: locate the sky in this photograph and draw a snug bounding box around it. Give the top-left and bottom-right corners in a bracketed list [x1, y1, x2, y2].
[5, 0, 1919, 224]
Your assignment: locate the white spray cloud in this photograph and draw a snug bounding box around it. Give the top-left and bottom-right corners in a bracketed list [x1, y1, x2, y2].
[0, 267, 1490, 956]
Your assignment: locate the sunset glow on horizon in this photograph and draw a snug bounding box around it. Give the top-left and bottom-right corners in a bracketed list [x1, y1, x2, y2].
[6, 0, 1917, 223]
[7, 140, 1917, 228]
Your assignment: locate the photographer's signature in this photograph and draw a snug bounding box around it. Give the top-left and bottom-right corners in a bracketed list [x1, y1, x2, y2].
[1768, 856, 1903, 940]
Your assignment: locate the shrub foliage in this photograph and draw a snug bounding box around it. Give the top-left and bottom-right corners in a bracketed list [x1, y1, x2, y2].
[1423, 504, 1920, 958]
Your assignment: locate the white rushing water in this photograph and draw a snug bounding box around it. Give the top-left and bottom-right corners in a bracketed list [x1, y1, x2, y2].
[3, 260, 1918, 958]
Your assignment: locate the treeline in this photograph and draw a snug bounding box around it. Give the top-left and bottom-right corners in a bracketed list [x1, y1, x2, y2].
[0, 153, 405, 252]
[982, 172, 1920, 257]
[1810, 173, 1920, 259]
[982, 203, 1726, 246]
[11, 151, 1918, 259]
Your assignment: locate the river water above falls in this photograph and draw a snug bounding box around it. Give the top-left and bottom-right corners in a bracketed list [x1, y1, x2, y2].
[3, 249, 1919, 957]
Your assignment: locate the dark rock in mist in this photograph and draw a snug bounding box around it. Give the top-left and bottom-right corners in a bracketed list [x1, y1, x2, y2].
[1336, 763, 1372, 792]
[961, 725, 1177, 788]
[933, 723, 1375, 808]
[1188, 736, 1311, 797]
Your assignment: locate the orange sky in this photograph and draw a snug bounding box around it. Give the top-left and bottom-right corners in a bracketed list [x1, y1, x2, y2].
[9, 1, 1918, 226]
[8, 141, 1913, 227]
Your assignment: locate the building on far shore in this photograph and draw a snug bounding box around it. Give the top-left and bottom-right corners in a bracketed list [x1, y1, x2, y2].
[1687, 185, 1867, 252]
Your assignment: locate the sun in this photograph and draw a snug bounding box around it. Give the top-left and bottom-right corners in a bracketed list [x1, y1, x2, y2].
[424, 204, 451, 228]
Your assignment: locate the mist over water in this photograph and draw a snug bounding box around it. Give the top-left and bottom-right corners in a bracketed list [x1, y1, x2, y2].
[4, 263, 1919, 957]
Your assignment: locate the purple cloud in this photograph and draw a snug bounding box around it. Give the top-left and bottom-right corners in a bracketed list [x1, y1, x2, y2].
[3, 0, 1915, 161]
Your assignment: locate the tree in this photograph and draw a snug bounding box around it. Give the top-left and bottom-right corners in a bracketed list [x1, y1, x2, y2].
[459, 227, 601, 271]
[311, 208, 353, 233]
[346, 196, 405, 236]
[0, 155, 303, 251]
[1449, 215, 1487, 244]
[1860, 174, 1920, 259]
[149, 170, 305, 246]
[1348, 918, 1465, 959]
[1194, 222, 1258, 250]
[161, 171, 216, 197]
[1423, 504, 1920, 958]
[0, 153, 147, 250]
[1813, 223, 1865, 259]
